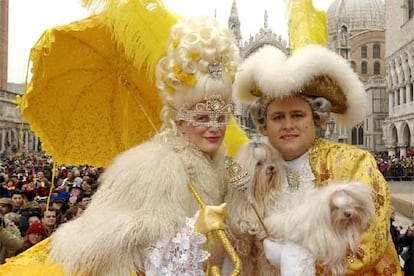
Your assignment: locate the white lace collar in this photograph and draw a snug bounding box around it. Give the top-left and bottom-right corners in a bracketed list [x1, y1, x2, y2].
[282, 150, 315, 194]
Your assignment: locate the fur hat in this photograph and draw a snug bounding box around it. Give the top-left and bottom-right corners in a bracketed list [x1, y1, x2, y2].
[234, 45, 367, 127]
[0, 197, 12, 207]
[27, 221, 47, 236]
[155, 16, 240, 123]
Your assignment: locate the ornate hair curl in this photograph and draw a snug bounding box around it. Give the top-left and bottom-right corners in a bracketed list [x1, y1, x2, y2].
[302, 96, 332, 127]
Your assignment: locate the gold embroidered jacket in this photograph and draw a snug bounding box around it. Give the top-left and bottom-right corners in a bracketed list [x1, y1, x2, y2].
[311, 139, 402, 275]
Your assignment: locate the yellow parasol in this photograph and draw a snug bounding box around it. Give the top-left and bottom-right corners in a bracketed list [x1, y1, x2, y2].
[15, 15, 164, 167]
[15, 0, 248, 168]
[16, 1, 177, 167]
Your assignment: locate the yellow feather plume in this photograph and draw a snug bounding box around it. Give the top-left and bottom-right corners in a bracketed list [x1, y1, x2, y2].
[81, 0, 180, 81]
[288, 0, 328, 52]
[224, 117, 251, 158]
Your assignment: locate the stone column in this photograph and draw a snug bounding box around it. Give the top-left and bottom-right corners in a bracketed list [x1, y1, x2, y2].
[0, 128, 4, 152]
[394, 89, 399, 106]
[400, 86, 405, 104]
[406, 81, 412, 102]
[12, 128, 18, 150]
[7, 129, 11, 148]
[386, 143, 396, 158]
[389, 91, 394, 115]
[398, 143, 407, 158]
[23, 131, 29, 153]
[27, 133, 32, 152]
[34, 137, 39, 152]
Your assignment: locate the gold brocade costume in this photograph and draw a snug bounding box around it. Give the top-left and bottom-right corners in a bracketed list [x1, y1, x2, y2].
[311, 138, 402, 275]
[0, 238, 65, 275]
[0, 237, 141, 275]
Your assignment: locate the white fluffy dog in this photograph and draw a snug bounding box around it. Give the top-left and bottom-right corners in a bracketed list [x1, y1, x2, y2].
[226, 142, 375, 276]
[226, 142, 283, 275]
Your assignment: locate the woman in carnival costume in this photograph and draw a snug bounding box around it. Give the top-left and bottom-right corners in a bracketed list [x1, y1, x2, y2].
[51, 15, 241, 276]
[225, 0, 402, 275]
[0, 7, 244, 276]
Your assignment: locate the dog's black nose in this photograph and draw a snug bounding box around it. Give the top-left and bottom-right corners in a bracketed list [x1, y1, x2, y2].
[266, 166, 275, 174]
[344, 211, 352, 218]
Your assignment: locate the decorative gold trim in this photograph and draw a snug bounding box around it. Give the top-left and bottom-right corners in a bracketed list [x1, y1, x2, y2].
[188, 180, 241, 276]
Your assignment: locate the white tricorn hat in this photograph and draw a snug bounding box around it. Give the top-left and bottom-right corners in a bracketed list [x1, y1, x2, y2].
[233, 45, 367, 127]
[233, 0, 367, 127]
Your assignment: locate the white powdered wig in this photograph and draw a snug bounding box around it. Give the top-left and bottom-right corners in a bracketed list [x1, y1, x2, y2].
[234, 45, 367, 127]
[155, 16, 240, 123]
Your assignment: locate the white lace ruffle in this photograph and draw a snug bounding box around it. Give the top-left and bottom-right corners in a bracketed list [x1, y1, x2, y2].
[144, 216, 210, 276]
[282, 150, 315, 194]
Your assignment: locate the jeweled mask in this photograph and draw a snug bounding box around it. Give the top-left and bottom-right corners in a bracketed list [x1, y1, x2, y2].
[176, 95, 234, 128]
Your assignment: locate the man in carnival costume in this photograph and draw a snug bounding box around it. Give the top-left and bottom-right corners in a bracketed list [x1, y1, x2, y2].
[0, 2, 245, 276]
[226, 0, 402, 275]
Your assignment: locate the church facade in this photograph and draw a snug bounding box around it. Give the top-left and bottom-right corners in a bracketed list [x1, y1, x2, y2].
[383, 0, 414, 158]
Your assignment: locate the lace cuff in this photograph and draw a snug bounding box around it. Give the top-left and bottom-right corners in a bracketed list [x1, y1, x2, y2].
[144, 216, 210, 275]
[281, 241, 315, 276]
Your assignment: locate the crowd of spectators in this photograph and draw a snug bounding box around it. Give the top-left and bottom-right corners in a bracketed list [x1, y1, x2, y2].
[0, 151, 103, 263]
[1, 148, 413, 266]
[375, 153, 414, 181]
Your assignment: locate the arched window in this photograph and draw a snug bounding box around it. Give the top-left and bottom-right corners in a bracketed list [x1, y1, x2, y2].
[361, 61, 368, 74]
[351, 127, 357, 145]
[361, 46, 367, 58]
[351, 126, 364, 145]
[340, 25, 348, 46]
[373, 44, 381, 58]
[358, 126, 364, 145]
[374, 61, 381, 74]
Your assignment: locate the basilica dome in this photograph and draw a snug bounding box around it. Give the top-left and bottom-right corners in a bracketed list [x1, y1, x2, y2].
[327, 0, 385, 33]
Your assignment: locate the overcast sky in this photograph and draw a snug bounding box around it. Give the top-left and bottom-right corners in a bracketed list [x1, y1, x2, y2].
[7, 0, 335, 83]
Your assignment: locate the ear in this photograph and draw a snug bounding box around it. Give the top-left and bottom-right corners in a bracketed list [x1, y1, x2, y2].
[260, 125, 267, 136]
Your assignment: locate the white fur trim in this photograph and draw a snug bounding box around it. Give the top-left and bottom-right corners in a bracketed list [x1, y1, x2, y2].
[50, 131, 226, 275]
[234, 45, 367, 126]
